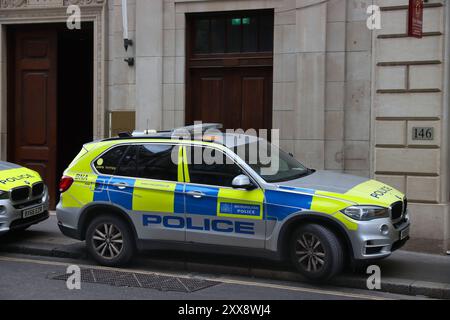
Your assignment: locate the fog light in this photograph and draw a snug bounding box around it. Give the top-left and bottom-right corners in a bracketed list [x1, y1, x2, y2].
[380, 224, 389, 235]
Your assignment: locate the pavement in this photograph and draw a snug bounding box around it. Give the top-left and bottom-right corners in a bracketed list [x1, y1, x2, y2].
[1, 215, 449, 299]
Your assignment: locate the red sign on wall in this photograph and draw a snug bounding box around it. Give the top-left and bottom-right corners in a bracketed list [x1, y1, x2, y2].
[408, 0, 424, 38]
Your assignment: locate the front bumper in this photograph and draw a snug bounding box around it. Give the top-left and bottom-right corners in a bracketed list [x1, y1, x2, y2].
[0, 188, 50, 234]
[349, 210, 410, 260]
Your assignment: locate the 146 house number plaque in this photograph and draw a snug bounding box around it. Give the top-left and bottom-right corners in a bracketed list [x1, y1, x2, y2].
[412, 127, 434, 140]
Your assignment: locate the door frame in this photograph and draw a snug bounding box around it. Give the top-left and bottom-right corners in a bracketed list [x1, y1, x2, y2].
[0, 2, 106, 162]
[185, 10, 274, 128]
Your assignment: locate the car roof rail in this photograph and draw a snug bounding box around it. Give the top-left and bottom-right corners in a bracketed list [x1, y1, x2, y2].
[130, 123, 223, 137]
[172, 123, 223, 134]
[102, 123, 224, 142]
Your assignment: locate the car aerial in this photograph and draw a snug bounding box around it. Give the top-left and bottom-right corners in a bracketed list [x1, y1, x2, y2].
[0, 161, 49, 234]
[56, 123, 410, 281]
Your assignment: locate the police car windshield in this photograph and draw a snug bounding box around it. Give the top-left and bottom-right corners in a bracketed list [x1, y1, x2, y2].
[234, 140, 310, 183]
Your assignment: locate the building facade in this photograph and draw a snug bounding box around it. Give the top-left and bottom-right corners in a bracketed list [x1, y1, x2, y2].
[0, 0, 448, 252]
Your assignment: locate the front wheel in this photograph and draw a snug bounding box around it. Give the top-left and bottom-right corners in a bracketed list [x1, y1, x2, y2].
[290, 224, 344, 281]
[85, 215, 135, 267]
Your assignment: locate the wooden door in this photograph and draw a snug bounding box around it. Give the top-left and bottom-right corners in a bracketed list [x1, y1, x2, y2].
[8, 28, 57, 207]
[186, 10, 274, 133]
[190, 67, 272, 131]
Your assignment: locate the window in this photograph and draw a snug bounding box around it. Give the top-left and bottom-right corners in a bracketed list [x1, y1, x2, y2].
[185, 146, 242, 187]
[234, 140, 310, 183]
[136, 144, 179, 182]
[242, 16, 258, 52]
[211, 17, 226, 53]
[194, 19, 209, 54]
[94, 145, 128, 175]
[116, 145, 138, 177]
[190, 10, 274, 55]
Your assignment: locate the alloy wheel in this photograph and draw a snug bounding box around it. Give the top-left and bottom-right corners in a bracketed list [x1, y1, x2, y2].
[295, 233, 326, 272]
[92, 223, 124, 259]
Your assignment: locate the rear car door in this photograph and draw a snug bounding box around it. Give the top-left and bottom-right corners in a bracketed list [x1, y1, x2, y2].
[131, 143, 185, 242]
[93, 143, 185, 242]
[183, 145, 265, 249]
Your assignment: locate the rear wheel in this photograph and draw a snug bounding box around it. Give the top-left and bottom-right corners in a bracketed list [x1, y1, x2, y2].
[290, 224, 344, 281]
[85, 215, 135, 267]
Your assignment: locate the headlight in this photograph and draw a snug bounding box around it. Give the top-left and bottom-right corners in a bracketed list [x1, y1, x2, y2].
[0, 191, 8, 200]
[341, 206, 389, 221]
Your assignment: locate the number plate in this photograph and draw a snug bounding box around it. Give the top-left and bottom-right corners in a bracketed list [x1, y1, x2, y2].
[22, 205, 44, 219]
[400, 226, 410, 240]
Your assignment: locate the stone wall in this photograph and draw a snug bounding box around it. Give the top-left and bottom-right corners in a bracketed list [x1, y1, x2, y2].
[373, 0, 449, 249]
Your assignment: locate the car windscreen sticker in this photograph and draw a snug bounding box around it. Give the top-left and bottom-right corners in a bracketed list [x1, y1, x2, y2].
[220, 203, 261, 217]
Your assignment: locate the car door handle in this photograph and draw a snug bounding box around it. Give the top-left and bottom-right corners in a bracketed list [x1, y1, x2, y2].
[113, 182, 129, 190]
[186, 191, 205, 198]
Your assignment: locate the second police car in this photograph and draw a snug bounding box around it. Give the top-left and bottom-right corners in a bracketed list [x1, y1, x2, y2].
[0, 161, 49, 234]
[56, 124, 410, 281]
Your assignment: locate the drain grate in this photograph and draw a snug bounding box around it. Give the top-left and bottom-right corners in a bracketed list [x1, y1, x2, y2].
[49, 268, 219, 293]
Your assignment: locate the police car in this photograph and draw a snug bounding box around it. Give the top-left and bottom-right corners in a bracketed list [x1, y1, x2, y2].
[56, 124, 410, 281]
[0, 161, 49, 234]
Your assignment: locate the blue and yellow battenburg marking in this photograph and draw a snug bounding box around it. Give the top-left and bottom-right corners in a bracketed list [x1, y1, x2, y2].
[265, 186, 315, 221]
[60, 141, 357, 232]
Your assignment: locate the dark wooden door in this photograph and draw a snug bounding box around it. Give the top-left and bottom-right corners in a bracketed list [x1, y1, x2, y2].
[186, 10, 274, 133]
[8, 28, 57, 207]
[189, 67, 272, 131]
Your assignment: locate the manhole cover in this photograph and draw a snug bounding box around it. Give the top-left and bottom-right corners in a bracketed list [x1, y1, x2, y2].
[49, 268, 219, 293]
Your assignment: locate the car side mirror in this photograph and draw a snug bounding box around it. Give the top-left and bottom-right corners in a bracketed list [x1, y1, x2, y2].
[232, 174, 255, 190]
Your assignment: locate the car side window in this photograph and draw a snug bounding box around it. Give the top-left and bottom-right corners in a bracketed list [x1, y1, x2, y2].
[185, 146, 242, 187]
[94, 145, 128, 175]
[136, 144, 179, 182]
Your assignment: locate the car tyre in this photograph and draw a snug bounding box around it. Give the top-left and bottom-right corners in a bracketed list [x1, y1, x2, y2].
[290, 224, 344, 281]
[86, 215, 135, 267]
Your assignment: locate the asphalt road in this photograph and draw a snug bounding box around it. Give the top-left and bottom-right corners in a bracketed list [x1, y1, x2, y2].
[0, 253, 421, 300]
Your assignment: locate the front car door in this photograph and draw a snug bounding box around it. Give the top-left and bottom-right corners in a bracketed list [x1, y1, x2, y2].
[183, 145, 265, 248]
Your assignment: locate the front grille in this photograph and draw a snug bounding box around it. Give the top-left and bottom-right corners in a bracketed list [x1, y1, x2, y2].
[32, 182, 44, 197]
[391, 201, 403, 220]
[10, 186, 30, 202]
[13, 198, 43, 210]
[391, 198, 408, 221]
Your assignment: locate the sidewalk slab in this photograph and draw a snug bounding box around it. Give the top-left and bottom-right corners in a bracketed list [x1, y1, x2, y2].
[1, 215, 450, 299]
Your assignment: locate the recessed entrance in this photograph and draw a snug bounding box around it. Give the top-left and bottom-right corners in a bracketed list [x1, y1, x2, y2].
[186, 10, 274, 133]
[7, 23, 94, 208]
